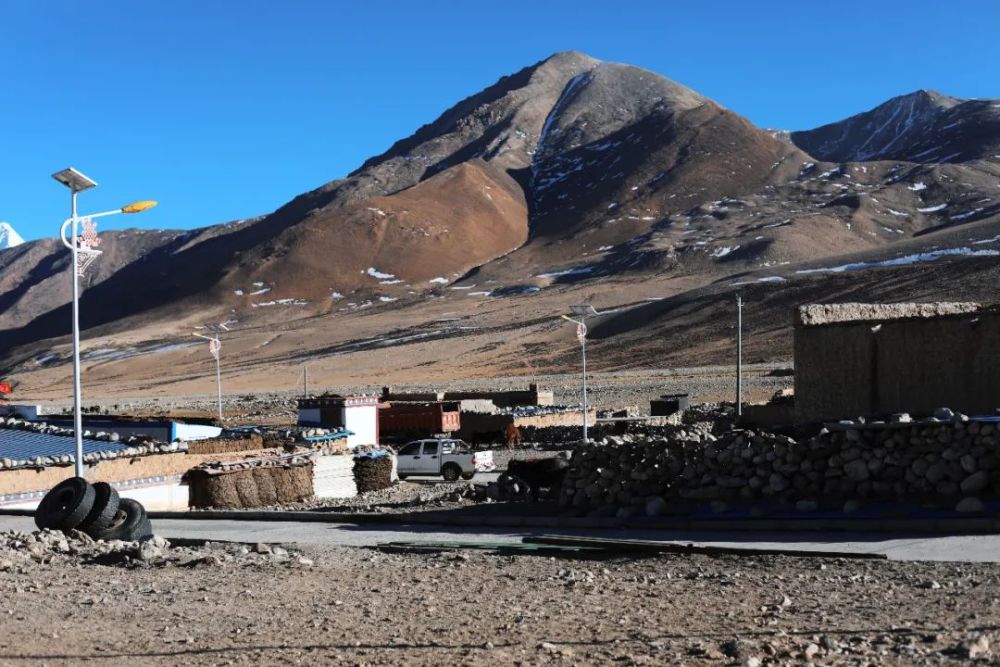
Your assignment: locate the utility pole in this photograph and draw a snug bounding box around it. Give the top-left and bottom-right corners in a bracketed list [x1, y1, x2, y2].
[303, 366, 309, 397]
[193, 322, 228, 425]
[214, 342, 223, 423]
[562, 305, 598, 443]
[736, 294, 743, 420]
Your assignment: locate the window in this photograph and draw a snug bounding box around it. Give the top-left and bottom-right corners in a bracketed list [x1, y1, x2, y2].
[442, 440, 468, 454]
[398, 442, 422, 456]
[422, 442, 440, 456]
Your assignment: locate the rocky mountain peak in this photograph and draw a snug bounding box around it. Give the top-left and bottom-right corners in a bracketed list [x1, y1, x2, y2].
[791, 88, 976, 162]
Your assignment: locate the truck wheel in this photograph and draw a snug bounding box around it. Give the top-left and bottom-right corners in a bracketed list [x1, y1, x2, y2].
[461, 472, 475, 481]
[442, 464, 461, 482]
[79, 482, 120, 536]
[91, 498, 149, 542]
[35, 477, 96, 532]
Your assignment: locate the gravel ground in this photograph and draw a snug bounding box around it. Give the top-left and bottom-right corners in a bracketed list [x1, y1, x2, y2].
[0, 529, 996, 665]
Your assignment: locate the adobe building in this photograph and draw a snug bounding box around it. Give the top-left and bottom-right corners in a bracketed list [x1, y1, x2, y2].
[297, 394, 379, 448]
[0, 421, 269, 510]
[794, 302, 1000, 423]
[0, 419, 353, 510]
[1, 405, 222, 442]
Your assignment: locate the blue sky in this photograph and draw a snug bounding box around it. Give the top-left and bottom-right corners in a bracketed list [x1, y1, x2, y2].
[2, 0, 997, 241]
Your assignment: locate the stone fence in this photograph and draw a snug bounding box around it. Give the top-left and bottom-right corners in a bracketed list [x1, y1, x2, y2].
[560, 413, 1000, 516]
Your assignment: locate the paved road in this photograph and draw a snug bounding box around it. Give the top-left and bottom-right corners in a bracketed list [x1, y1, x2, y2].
[3, 515, 999, 562]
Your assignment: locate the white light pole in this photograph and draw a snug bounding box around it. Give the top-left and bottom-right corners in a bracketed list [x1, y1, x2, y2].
[736, 294, 743, 420]
[562, 304, 598, 443]
[193, 322, 229, 423]
[53, 167, 157, 478]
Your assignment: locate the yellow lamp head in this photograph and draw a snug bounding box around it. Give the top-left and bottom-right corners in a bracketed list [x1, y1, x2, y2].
[122, 200, 158, 214]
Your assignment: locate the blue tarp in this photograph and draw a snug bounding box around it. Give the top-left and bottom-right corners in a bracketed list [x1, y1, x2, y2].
[0, 428, 129, 461]
[305, 430, 353, 443]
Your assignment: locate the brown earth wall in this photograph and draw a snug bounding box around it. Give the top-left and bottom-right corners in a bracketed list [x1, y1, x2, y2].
[459, 410, 596, 440]
[186, 435, 265, 455]
[795, 310, 1000, 423]
[0, 449, 284, 496]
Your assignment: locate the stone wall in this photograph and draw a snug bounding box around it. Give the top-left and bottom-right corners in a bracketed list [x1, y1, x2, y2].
[560, 414, 1000, 516]
[794, 303, 1000, 423]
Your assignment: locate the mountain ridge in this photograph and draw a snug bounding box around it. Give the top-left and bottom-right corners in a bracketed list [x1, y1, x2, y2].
[790, 89, 1000, 163]
[3, 51, 1000, 389]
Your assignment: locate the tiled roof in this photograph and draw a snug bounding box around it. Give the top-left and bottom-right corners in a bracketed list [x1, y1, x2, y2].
[0, 428, 130, 462]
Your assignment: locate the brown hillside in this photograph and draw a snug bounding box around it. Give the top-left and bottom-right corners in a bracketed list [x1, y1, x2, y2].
[220, 160, 529, 304]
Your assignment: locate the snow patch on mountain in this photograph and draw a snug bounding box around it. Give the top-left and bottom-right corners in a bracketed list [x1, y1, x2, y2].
[366, 267, 396, 280]
[0, 222, 24, 249]
[918, 203, 948, 213]
[796, 247, 999, 274]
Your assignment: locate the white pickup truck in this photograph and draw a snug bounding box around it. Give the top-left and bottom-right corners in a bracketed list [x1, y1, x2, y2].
[395, 438, 495, 481]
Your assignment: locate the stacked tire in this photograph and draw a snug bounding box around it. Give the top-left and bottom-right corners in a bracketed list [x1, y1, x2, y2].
[34, 477, 153, 542]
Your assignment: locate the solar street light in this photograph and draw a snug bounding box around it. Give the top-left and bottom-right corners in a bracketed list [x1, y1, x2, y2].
[561, 304, 599, 443]
[193, 323, 228, 423]
[52, 167, 156, 477]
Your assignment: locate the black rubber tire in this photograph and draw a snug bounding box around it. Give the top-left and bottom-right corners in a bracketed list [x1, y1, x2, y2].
[78, 482, 120, 536]
[461, 472, 475, 480]
[91, 498, 149, 542]
[134, 515, 154, 542]
[441, 464, 461, 482]
[397, 474, 408, 481]
[34, 477, 96, 532]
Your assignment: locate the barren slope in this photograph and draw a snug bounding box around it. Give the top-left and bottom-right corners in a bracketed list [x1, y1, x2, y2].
[4, 53, 1000, 397]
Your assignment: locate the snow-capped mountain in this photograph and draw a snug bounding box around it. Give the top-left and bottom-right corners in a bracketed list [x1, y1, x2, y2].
[0, 222, 24, 249]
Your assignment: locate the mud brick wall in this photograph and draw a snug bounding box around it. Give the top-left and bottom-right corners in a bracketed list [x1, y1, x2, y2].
[561, 419, 1000, 516]
[186, 434, 265, 455]
[461, 410, 597, 442]
[794, 304, 1000, 423]
[0, 448, 285, 500]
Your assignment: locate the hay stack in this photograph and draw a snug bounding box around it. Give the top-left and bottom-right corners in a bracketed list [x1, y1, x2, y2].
[354, 455, 393, 493]
[187, 462, 314, 509]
